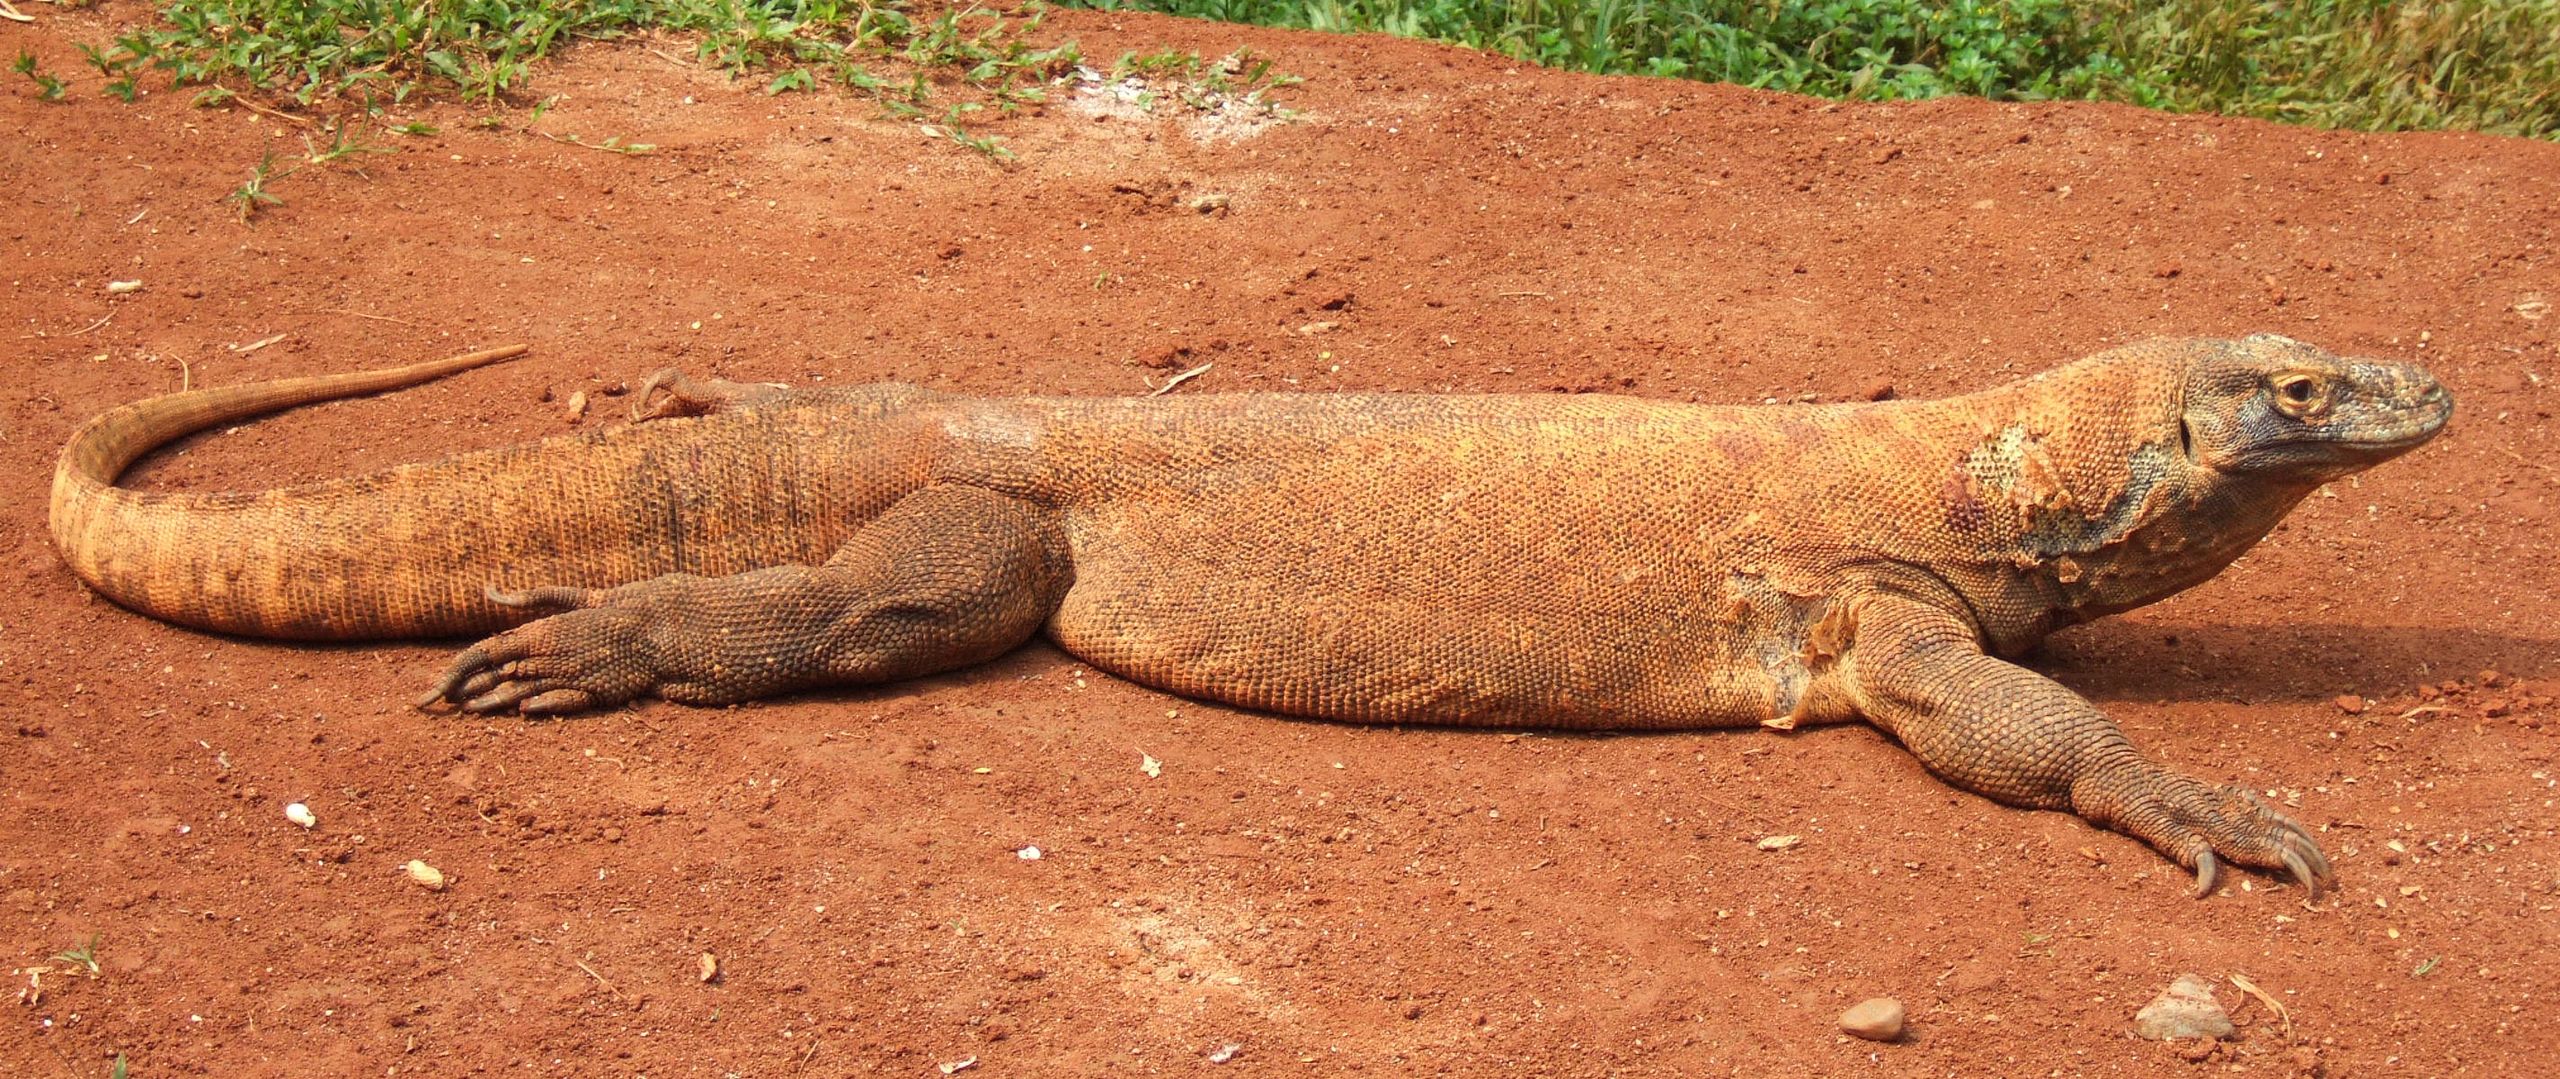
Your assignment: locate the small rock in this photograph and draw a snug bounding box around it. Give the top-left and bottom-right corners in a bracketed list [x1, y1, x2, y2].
[404, 859, 446, 891]
[1755, 834, 1802, 851]
[2134, 973, 2234, 1041]
[1839, 997, 1904, 1041]
[565, 390, 589, 423]
[1858, 379, 1895, 402]
[698, 952, 720, 983]
[2152, 261, 2182, 279]
[2332, 694, 2367, 715]
[284, 802, 317, 829]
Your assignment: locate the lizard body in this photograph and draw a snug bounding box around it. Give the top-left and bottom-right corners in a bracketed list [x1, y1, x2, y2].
[51, 335, 2452, 896]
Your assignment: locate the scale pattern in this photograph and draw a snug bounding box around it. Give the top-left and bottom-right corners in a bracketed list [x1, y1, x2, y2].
[50, 336, 2452, 897]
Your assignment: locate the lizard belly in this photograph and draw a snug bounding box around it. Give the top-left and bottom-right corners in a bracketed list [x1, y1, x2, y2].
[1046, 521, 1812, 731]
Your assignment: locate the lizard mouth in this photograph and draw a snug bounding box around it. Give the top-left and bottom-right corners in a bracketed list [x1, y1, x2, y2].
[2326, 382, 2454, 454]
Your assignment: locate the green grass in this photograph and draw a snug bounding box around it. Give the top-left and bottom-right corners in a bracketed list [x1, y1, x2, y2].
[50, 934, 103, 976]
[66, 1, 1092, 159]
[1064, 0, 2560, 138]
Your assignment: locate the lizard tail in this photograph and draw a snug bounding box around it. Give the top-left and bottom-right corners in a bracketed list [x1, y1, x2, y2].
[50, 346, 530, 639]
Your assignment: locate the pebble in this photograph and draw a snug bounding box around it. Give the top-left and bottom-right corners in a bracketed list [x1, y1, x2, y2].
[1839, 997, 1904, 1041]
[284, 802, 317, 829]
[2134, 973, 2234, 1041]
[404, 859, 446, 891]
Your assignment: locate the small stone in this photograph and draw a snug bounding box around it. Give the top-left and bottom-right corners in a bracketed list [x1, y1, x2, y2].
[2134, 973, 2234, 1041]
[284, 802, 317, 829]
[1858, 379, 1896, 402]
[404, 859, 446, 891]
[698, 952, 720, 983]
[1839, 997, 1904, 1041]
[2332, 694, 2367, 715]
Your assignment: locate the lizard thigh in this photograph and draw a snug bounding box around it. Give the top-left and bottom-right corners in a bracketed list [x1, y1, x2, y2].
[422, 484, 1073, 714]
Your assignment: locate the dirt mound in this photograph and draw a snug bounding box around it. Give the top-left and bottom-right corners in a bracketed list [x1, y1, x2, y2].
[5, 10, 2554, 1077]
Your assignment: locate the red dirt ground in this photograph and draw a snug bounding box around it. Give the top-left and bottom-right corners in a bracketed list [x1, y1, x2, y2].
[6, 6, 2557, 1077]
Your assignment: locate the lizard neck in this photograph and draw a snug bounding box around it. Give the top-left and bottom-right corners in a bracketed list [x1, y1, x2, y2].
[1930, 350, 2313, 650]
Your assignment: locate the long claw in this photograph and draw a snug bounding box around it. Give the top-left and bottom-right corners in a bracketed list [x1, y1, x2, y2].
[416, 649, 492, 709]
[465, 681, 545, 714]
[2280, 847, 2321, 902]
[457, 670, 504, 700]
[2190, 850, 2220, 899]
[631, 368, 679, 422]
[2296, 833, 2335, 881]
[521, 689, 599, 716]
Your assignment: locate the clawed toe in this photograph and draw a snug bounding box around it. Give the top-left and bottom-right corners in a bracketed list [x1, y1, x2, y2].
[2094, 769, 2338, 901]
[486, 584, 592, 611]
[630, 368, 788, 423]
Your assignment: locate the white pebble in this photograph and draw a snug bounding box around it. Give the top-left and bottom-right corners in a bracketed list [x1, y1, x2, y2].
[404, 860, 447, 891]
[284, 803, 317, 828]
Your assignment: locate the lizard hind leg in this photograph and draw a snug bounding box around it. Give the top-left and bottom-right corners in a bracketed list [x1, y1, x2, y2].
[419, 485, 1073, 716]
[629, 367, 792, 422]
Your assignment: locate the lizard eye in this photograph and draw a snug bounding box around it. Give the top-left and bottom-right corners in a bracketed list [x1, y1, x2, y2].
[2271, 374, 2325, 416]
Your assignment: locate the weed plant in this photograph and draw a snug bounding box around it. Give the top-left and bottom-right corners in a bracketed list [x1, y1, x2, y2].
[68, 1, 1090, 157]
[1068, 0, 2559, 137]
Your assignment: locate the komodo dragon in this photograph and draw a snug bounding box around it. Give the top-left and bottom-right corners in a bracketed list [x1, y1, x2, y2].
[51, 334, 2451, 898]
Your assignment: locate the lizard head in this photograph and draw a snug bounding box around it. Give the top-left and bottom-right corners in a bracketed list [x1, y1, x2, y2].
[2176, 334, 2452, 484]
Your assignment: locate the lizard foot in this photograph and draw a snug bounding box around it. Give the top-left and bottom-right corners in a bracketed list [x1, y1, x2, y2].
[2084, 767, 2334, 901]
[630, 368, 788, 422]
[415, 585, 664, 716]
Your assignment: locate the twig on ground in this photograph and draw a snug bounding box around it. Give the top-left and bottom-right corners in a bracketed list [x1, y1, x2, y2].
[234, 98, 316, 126]
[16, 311, 117, 340]
[0, 0, 32, 23]
[569, 955, 625, 1000]
[2227, 972, 2290, 1034]
[1146, 362, 1213, 397]
[229, 333, 288, 353]
[312, 308, 419, 327]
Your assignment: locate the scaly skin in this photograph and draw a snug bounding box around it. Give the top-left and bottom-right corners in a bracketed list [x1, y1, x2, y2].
[51, 335, 2452, 898]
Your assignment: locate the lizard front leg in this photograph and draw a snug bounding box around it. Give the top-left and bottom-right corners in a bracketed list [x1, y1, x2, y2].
[418, 485, 1071, 716]
[1838, 590, 2333, 899]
